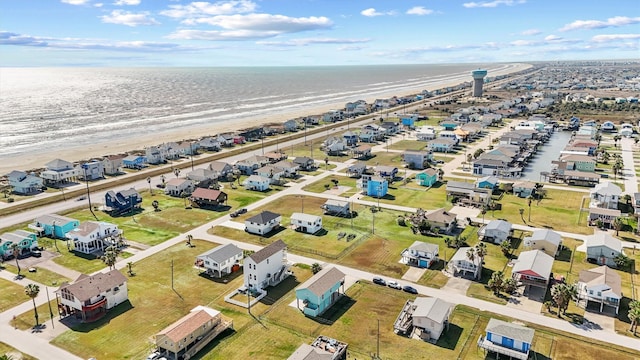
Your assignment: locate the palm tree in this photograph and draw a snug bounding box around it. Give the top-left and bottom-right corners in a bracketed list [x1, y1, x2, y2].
[518, 208, 525, 223]
[488, 271, 504, 294]
[0, 354, 15, 360]
[146, 176, 152, 195]
[24, 283, 40, 326]
[126, 261, 134, 276]
[101, 245, 119, 270]
[503, 277, 517, 294]
[475, 242, 487, 266]
[500, 240, 511, 257]
[311, 263, 322, 274]
[527, 195, 533, 222]
[613, 217, 624, 236]
[466, 247, 476, 264]
[614, 253, 631, 269]
[612, 160, 622, 180]
[544, 300, 554, 313]
[550, 283, 577, 316]
[9, 243, 20, 276]
[152, 200, 160, 212]
[628, 301, 640, 335]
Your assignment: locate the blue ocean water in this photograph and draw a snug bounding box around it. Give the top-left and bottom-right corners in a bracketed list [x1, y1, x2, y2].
[0, 64, 517, 160]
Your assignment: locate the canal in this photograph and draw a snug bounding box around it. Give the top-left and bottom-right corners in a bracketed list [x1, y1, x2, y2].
[521, 130, 572, 181]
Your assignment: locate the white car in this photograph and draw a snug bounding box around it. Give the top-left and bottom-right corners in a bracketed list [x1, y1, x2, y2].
[146, 353, 160, 360]
[387, 280, 401, 290]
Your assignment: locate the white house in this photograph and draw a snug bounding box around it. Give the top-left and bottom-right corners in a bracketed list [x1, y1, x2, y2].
[164, 178, 195, 197]
[578, 265, 622, 314]
[290, 213, 323, 234]
[401, 241, 439, 268]
[448, 247, 482, 279]
[585, 232, 623, 267]
[255, 165, 286, 184]
[590, 182, 622, 210]
[196, 243, 244, 278]
[523, 229, 562, 257]
[481, 220, 512, 244]
[242, 175, 271, 191]
[6, 170, 43, 195]
[65, 221, 122, 254]
[40, 158, 81, 185]
[245, 211, 282, 235]
[408, 297, 451, 342]
[511, 250, 554, 293]
[56, 269, 128, 323]
[243, 239, 290, 292]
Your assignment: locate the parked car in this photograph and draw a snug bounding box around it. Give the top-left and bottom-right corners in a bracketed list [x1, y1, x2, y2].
[402, 285, 418, 294]
[146, 352, 160, 360]
[230, 211, 239, 218]
[31, 250, 42, 258]
[238, 208, 248, 214]
[372, 277, 386, 286]
[387, 280, 401, 290]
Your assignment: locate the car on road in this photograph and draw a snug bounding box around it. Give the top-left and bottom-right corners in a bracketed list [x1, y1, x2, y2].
[230, 211, 239, 218]
[238, 208, 248, 214]
[402, 285, 418, 294]
[372, 277, 386, 286]
[387, 280, 401, 290]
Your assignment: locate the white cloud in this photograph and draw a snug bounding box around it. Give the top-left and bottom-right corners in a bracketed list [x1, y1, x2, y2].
[161, 0, 257, 18]
[560, 16, 640, 32]
[510, 39, 535, 46]
[61, 0, 90, 5]
[463, 0, 525, 9]
[167, 29, 276, 40]
[520, 29, 540, 36]
[544, 34, 562, 41]
[406, 6, 433, 16]
[186, 14, 332, 32]
[360, 8, 395, 17]
[113, 0, 141, 5]
[94, 3, 104, 7]
[257, 37, 370, 47]
[592, 34, 640, 42]
[101, 10, 160, 26]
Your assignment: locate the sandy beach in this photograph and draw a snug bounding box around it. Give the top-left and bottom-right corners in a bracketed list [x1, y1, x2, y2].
[1, 63, 531, 175]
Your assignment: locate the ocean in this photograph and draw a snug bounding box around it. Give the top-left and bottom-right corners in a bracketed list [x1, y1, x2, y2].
[0, 63, 517, 163]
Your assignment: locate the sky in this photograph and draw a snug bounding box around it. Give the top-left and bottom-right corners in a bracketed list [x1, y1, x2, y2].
[1, 0, 639, 67]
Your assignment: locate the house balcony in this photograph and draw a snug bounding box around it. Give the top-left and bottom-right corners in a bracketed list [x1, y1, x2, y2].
[477, 336, 529, 360]
[514, 275, 549, 288]
[82, 296, 107, 312]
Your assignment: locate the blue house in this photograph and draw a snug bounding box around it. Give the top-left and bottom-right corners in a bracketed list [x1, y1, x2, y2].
[440, 121, 458, 131]
[416, 168, 438, 187]
[295, 267, 345, 317]
[401, 116, 416, 129]
[0, 230, 39, 257]
[342, 131, 358, 146]
[367, 176, 388, 197]
[375, 165, 398, 179]
[29, 214, 79, 238]
[475, 176, 499, 190]
[105, 188, 142, 214]
[122, 155, 146, 169]
[478, 318, 534, 360]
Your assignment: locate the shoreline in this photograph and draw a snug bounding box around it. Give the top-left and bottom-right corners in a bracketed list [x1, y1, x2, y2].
[1, 63, 531, 175]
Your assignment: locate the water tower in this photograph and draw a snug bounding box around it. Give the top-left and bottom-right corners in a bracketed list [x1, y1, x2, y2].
[472, 69, 487, 97]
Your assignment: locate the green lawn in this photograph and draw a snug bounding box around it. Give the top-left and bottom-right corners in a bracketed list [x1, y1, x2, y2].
[0, 342, 38, 360]
[362, 181, 451, 210]
[361, 151, 405, 167]
[0, 277, 26, 312]
[1, 263, 69, 287]
[301, 175, 358, 196]
[388, 140, 428, 151]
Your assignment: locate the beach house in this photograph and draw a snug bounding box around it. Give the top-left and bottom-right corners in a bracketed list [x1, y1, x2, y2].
[164, 178, 195, 197]
[273, 160, 300, 178]
[321, 199, 351, 217]
[40, 158, 81, 186]
[394, 297, 452, 342]
[56, 269, 128, 323]
[295, 266, 346, 317]
[415, 169, 438, 187]
[6, 170, 43, 195]
[588, 207, 621, 229]
[293, 157, 316, 171]
[101, 155, 125, 175]
[65, 221, 122, 254]
[243, 239, 290, 292]
[242, 175, 271, 191]
[186, 168, 217, 184]
[189, 188, 227, 208]
[585, 232, 623, 267]
[445, 181, 491, 206]
[245, 211, 281, 235]
[511, 250, 554, 295]
[0, 231, 39, 257]
[403, 150, 432, 170]
[256, 165, 286, 184]
[155, 306, 233, 360]
[235, 155, 269, 175]
[481, 220, 512, 245]
[287, 336, 348, 360]
[512, 181, 537, 198]
[359, 175, 388, 198]
[195, 243, 243, 278]
[448, 247, 482, 279]
[122, 155, 146, 169]
[477, 319, 534, 360]
[79, 160, 104, 181]
[342, 131, 358, 146]
[590, 182, 622, 210]
[346, 162, 367, 178]
[428, 138, 456, 153]
[351, 144, 372, 159]
[401, 241, 439, 268]
[523, 229, 562, 257]
[578, 265, 622, 314]
[29, 214, 80, 238]
[104, 188, 142, 215]
[475, 176, 499, 190]
[290, 213, 323, 234]
[423, 208, 457, 234]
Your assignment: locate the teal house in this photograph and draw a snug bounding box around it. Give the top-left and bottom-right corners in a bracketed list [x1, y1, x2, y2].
[0, 230, 39, 257]
[295, 267, 346, 317]
[367, 176, 388, 197]
[475, 176, 499, 190]
[416, 169, 438, 187]
[29, 214, 80, 238]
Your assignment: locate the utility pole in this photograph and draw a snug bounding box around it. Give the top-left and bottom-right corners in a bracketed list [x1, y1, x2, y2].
[82, 164, 98, 220]
[247, 280, 251, 314]
[190, 142, 195, 171]
[171, 259, 174, 290]
[377, 318, 380, 358]
[46, 287, 54, 329]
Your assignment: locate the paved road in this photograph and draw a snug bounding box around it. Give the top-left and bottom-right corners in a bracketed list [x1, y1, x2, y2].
[620, 137, 638, 195]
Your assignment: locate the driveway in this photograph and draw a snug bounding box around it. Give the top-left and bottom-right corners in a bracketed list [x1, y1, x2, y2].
[583, 309, 616, 333]
[441, 276, 472, 295]
[401, 267, 426, 282]
[449, 205, 480, 222]
[506, 286, 543, 313]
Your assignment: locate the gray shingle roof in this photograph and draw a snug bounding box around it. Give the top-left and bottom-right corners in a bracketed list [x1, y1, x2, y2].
[249, 239, 286, 264]
[297, 266, 345, 297]
[57, 269, 127, 302]
[486, 318, 534, 344]
[199, 243, 242, 264]
[246, 211, 281, 225]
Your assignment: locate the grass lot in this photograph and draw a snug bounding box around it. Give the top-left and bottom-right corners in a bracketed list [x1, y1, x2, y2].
[0, 277, 26, 312]
[485, 189, 591, 234]
[361, 151, 404, 167]
[1, 263, 69, 286]
[301, 175, 358, 197]
[0, 342, 38, 360]
[388, 140, 428, 151]
[364, 181, 451, 210]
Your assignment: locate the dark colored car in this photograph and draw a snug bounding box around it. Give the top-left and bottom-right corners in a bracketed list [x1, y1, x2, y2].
[238, 208, 248, 214]
[403, 285, 418, 294]
[372, 277, 386, 286]
[229, 211, 239, 218]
